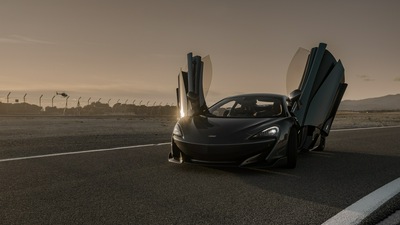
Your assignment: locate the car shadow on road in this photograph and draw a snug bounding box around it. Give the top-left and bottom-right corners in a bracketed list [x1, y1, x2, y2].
[171, 149, 400, 210]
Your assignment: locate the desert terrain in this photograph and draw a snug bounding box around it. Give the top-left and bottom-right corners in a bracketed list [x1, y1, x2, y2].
[0, 116, 176, 159]
[1, 111, 399, 159]
[1, 111, 399, 140]
[333, 111, 400, 129]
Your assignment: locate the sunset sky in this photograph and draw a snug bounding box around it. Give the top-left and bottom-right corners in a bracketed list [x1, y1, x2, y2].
[1, 0, 399, 107]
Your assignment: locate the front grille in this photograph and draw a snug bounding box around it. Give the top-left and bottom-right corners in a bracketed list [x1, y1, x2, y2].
[175, 139, 276, 162]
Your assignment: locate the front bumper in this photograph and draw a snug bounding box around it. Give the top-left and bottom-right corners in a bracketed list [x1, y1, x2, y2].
[171, 138, 277, 166]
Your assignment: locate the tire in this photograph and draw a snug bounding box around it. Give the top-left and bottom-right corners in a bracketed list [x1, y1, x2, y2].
[169, 141, 184, 163]
[286, 128, 298, 169]
[315, 136, 326, 151]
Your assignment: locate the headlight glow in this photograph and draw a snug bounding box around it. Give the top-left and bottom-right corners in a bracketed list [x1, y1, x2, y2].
[253, 126, 279, 138]
[173, 123, 183, 137]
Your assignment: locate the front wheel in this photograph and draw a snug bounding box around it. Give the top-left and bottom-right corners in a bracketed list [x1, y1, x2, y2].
[315, 136, 326, 151]
[286, 128, 298, 169]
[168, 141, 184, 164]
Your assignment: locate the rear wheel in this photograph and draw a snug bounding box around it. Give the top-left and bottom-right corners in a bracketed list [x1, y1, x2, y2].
[286, 128, 298, 169]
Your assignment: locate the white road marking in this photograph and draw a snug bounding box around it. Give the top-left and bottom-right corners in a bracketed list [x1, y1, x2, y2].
[331, 125, 400, 132]
[0, 142, 170, 163]
[1, 126, 399, 163]
[327, 126, 400, 224]
[322, 177, 400, 225]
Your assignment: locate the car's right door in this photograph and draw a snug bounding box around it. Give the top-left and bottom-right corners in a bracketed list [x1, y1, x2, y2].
[287, 43, 347, 149]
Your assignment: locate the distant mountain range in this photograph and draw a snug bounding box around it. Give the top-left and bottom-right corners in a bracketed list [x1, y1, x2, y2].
[339, 94, 400, 111]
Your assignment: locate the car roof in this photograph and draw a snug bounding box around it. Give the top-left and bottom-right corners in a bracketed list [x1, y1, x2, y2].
[225, 93, 288, 100]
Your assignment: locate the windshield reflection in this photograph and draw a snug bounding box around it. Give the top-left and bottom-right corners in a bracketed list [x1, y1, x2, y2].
[208, 95, 284, 118]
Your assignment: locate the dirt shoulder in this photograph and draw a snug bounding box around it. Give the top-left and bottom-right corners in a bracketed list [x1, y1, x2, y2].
[0, 115, 177, 141]
[1, 112, 399, 141]
[332, 111, 400, 129]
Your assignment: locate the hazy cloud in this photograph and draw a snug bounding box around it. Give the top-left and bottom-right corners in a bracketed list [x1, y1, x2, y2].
[358, 75, 374, 82]
[394, 77, 400, 82]
[0, 35, 54, 45]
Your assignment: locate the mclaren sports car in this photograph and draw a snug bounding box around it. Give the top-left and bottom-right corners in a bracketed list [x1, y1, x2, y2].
[169, 43, 347, 168]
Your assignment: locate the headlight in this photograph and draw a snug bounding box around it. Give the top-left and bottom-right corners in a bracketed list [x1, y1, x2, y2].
[172, 123, 183, 137]
[252, 126, 279, 138]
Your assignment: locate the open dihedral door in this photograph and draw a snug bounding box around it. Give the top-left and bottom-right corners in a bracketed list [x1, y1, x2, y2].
[287, 43, 347, 150]
[176, 53, 212, 118]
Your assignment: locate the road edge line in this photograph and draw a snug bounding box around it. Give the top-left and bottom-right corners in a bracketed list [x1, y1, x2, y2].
[322, 177, 400, 225]
[0, 142, 171, 162]
[331, 125, 400, 132]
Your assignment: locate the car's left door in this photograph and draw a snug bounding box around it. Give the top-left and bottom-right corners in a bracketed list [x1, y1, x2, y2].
[177, 53, 212, 118]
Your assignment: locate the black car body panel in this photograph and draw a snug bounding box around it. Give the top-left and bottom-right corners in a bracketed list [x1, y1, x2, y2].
[171, 93, 298, 167]
[170, 43, 347, 167]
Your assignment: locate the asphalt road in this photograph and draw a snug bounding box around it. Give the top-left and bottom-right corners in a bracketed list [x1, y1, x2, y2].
[0, 126, 399, 225]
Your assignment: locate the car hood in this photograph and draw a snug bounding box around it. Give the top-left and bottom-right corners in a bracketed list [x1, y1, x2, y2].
[177, 116, 285, 144]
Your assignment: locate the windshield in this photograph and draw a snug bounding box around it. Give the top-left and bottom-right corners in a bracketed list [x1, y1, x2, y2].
[208, 95, 284, 118]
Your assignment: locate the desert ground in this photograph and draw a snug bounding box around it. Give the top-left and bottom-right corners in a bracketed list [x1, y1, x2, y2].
[0, 116, 177, 159]
[333, 111, 400, 129]
[1, 111, 399, 159]
[1, 111, 399, 140]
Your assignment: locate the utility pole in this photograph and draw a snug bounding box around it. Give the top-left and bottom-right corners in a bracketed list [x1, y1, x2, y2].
[39, 95, 43, 107]
[87, 97, 91, 106]
[98, 98, 101, 103]
[7, 92, 11, 103]
[52, 95, 56, 107]
[77, 97, 82, 116]
[23, 93, 27, 103]
[63, 96, 69, 116]
[65, 96, 69, 108]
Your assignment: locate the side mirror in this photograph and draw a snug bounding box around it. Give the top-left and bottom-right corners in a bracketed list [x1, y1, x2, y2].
[289, 89, 301, 103]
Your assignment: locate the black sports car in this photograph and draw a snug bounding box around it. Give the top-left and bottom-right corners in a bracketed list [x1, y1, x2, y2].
[169, 43, 347, 168]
